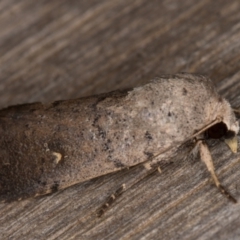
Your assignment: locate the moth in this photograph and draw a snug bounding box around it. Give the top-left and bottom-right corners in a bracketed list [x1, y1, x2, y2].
[0, 73, 239, 208]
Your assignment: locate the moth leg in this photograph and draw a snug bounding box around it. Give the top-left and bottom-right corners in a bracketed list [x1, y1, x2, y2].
[197, 140, 237, 203]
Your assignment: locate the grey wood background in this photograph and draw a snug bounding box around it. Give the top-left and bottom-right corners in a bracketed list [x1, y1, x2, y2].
[1, 0, 240, 239]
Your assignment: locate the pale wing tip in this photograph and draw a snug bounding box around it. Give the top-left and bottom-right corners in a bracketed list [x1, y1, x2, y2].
[225, 135, 238, 153]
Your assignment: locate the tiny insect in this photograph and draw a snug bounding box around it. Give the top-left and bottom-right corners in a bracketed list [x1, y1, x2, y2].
[0, 73, 239, 210]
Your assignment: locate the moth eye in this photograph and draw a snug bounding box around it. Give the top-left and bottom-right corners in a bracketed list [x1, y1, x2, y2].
[205, 122, 227, 139]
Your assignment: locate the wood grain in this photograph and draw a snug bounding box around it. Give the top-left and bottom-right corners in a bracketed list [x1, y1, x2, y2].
[1, 0, 240, 239]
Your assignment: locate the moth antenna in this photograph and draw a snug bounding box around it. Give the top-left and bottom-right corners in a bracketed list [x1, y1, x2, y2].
[97, 166, 159, 217]
[97, 184, 126, 217]
[197, 140, 237, 203]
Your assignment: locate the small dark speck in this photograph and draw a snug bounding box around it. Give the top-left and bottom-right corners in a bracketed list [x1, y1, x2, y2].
[113, 159, 125, 168]
[168, 112, 172, 117]
[37, 180, 47, 186]
[218, 96, 223, 102]
[51, 182, 59, 193]
[40, 181, 47, 186]
[144, 151, 154, 158]
[92, 115, 100, 127]
[182, 88, 188, 95]
[98, 127, 106, 138]
[103, 143, 109, 151]
[145, 131, 153, 140]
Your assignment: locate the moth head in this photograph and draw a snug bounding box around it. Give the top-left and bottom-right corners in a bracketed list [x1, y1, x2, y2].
[205, 99, 239, 153]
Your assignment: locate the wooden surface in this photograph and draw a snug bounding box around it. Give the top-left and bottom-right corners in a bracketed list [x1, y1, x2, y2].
[1, 0, 240, 239]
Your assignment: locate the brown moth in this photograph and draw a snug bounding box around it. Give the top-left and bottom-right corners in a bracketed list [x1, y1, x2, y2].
[0, 73, 239, 204]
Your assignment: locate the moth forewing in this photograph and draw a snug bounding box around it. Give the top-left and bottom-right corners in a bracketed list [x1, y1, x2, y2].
[0, 73, 239, 205]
